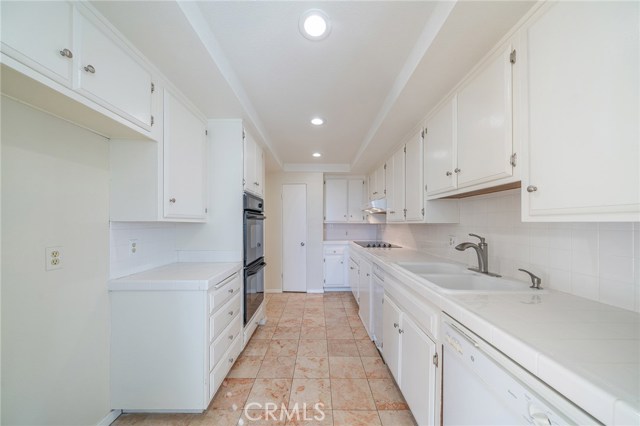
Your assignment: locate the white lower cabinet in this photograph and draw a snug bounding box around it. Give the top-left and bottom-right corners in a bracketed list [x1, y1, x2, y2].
[383, 295, 437, 426]
[358, 258, 373, 336]
[348, 256, 360, 303]
[323, 243, 348, 289]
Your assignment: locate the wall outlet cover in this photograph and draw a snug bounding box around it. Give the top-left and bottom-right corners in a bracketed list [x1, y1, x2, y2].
[45, 246, 63, 271]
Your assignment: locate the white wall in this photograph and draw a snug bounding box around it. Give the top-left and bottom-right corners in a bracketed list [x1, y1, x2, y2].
[265, 172, 324, 293]
[380, 189, 640, 312]
[1, 97, 111, 425]
[324, 223, 379, 241]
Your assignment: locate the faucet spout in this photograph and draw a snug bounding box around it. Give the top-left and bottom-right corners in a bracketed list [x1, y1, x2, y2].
[455, 242, 486, 273]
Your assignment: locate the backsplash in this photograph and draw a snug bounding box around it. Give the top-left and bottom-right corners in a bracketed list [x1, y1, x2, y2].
[380, 190, 640, 312]
[324, 223, 378, 241]
[110, 222, 177, 279]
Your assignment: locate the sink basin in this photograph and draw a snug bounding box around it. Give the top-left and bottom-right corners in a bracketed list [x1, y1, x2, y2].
[422, 273, 540, 293]
[397, 262, 469, 275]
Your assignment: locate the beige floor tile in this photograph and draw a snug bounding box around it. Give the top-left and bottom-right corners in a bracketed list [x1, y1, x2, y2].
[329, 357, 366, 379]
[351, 326, 369, 340]
[253, 325, 277, 340]
[294, 356, 330, 379]
[130, 413, 193, 425]
[332, 410, 382, 426]
[187, 409, 241, 426]
[302, 317, 326, 327]
[327, 339, 359, 357]
[247, 378, 292, 407]
[300, 326, 327, 340]
[285, 410, 333, 426]
[347, 315, 363, 328]
[266, 340, 299, 358]
[377, 410, 417, 426]
[361, 357, 391, 379]
[243, 339, 271, 357]
[288, 378, 332, 410]
[227, 355, 263, 378]
[303, 307, 324, 315]
[368, 379, 408, 410]
[324, 316, 345, 326]
[355, 339, 379, 357]
[326, 326, 354, 339]
[278, 316, 304, 327]
[273, 326, 301, 340]
[112, 414, 147, 425]
[330, 378, 376, 411]
[210, 378, 255, 409]
[257, 356, 296, 379]
[297, 340, 328, 357]
[239, 410, 287, 426]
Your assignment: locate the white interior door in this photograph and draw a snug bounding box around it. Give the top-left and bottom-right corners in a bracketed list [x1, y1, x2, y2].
[282, 184, 307, 292]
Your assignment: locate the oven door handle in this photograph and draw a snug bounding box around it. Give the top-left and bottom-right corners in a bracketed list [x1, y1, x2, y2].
[246, 214, 266, 220]
[246, 261, 267, 276]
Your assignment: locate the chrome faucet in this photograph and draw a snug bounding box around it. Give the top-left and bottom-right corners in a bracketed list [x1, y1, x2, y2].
[455, 233, 501, 277]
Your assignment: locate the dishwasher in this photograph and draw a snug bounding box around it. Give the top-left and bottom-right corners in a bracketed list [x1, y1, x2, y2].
[442, 316, 599, 425]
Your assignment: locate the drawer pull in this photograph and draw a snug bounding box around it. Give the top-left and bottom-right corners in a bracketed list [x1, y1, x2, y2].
[398, 328, 404, 334]
[214, 272, 239, 290]
[393, 322, 399, 328]
[228, 288, 234, 293]
[83, 64, 95, 74]
[228, 334, 234, 340]
[59, 48, 73, 58]
[228, 357, 234, 363]
[228, 310, 234, 316]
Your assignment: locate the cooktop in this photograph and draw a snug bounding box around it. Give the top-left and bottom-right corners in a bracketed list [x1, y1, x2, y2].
[353, 241, 402, 248]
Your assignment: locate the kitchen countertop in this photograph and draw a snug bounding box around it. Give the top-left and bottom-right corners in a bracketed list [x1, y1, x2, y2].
[349, 242, 640, 425]
[108, 262, 242, 291]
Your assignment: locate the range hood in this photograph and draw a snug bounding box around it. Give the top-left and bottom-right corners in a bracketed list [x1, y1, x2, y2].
[362, 198, 387, 214]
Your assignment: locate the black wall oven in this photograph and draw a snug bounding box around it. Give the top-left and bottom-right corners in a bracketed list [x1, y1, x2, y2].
[243, 192, 265, 325]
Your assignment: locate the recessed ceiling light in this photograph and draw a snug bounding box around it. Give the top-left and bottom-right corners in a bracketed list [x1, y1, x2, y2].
[312, 152, 322, 158]
[300, 9, 331, 41]
[311, 117, 324, 126]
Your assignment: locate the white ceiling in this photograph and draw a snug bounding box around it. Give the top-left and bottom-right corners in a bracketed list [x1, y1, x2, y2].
[93, 1, 535, 173]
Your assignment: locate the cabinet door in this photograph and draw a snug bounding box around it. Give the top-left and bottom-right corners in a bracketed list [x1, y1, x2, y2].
[255, 144, 265, 196]
[405, 132, 423, 221]
[524, 1, 640, 221]
[324, 179, 348, 222]
[400, 314, 437, 426]
[324, 253, 345, 287]
[78, 14, 152, 129]
[347, 179, 365, 222]
[425, 97, 457, 195]
[457, 46, 513, 188]
[382, 295, 402, 383]
[243, 131, 256, 194]
[163, 90, 206, 219]
[387, 148, 405, 222]
[358, 261, 372, 336]
[375, 164, 386, 199]
[368, 172, 376, 200]
[1, 1, 73, 84]
[348, 258, 359, 302]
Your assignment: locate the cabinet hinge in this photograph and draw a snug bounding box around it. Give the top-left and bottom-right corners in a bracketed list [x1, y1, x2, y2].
[324, 216, 326, 220]
[433, 353, 439, 367]
[510, 152, 517, 167]
[151, 82, 155, 93]
[205, 208, 208, 213]
[384, 189, 386, 195]
[421, 129, 425, 139]
[243, 178, 246, 186]
[510, 49, 517, 65]
[323, 279, 326, 283]
[205, 130, 208, 136]
[421, 208, 425, 216]
[242, 129, 246, 141]
[384, 163, 387, 170]
[404, 146, 407, 153]
[425, 184, 428, 192]
[150, 115, 154, 126]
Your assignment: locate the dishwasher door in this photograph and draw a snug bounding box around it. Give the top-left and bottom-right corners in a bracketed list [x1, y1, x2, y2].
[442, 318, 598, 426]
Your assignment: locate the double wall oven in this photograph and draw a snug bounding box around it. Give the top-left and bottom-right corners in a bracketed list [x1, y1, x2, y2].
[243, 192, 265, 325]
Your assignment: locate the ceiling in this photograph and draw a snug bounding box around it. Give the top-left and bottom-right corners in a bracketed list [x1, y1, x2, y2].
[92, 1, 536, 174]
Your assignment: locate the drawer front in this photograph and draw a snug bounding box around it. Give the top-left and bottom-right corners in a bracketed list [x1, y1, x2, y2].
[210, 293, 241, 342]
[324, 246, 346, 255]
[210, 314, 242, 372]
[209, 332, 242, 400]
[209, 272, 241, 315]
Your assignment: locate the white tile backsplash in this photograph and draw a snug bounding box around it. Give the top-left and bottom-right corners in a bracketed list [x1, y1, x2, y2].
[323, 223, 378, 241]
[379, 189, 640, 312]
[109, 222, 177, 279]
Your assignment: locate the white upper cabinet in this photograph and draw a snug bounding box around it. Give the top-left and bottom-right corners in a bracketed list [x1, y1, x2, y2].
[369, 164, 386, 200]
[77, 13, 153, 130]
[324, 178, 365, 223]
[424, 97, 457, 196]
[405, 131, 424, 221]
[163, 90, 206, 220]
[1, 1, 74, 85]
[387, 147, 405, 222]
[522, 1, 640, 221]
[457, 46, 514, 188]
[243, 131, 264, 197]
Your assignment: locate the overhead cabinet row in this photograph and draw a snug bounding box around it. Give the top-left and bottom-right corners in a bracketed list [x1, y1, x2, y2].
[324, 178, 366, 223]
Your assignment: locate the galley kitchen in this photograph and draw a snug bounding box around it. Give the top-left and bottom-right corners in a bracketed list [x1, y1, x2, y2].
[1, 1, 638, 425]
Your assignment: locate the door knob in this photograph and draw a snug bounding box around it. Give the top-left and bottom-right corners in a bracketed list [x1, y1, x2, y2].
[300, 242, 305, 247]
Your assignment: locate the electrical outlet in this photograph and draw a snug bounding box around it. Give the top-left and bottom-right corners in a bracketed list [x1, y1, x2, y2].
[129, 239, 139, 255]
[45, 246, 63, 271]
[448, 235, 456, 247]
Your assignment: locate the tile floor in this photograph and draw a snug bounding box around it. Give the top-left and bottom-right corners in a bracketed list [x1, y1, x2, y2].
[114, 292, 417, 426]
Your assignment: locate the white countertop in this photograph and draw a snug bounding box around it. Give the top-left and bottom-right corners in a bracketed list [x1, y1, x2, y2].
[109, 262, 242, 291]
[349, 242, 640, 425]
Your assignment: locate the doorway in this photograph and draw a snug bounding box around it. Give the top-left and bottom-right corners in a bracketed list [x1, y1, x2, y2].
[282, 184, 307, 292]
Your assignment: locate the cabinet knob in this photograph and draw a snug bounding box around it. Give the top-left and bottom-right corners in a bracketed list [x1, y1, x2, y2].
[169, 198, 176, 203]
[228, 310, 234, 316]
[229, 357, 234, 363]
[446, 171, 452, 176]
[254, 182, 259, 186]
[300, 242, 305, 247]
[393, 322, 399, 328]
[398, 329, 404, 334]
[228, 288, 234, 293]
[454, 168, 461, 173]
[527, 185, 538, 193]
[389, 210, 395, 214]
[83, 64, 96, 74]
[59, 48, 73, 58]
[228, 334, 234, 340]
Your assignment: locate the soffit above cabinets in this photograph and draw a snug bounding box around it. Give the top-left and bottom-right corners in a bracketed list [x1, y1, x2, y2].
[92, 1, 535, 173]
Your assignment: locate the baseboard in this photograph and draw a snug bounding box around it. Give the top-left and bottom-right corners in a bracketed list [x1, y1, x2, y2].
[265, 288, 282, 293]
[306, 289, 325, 294]
[97, 410, 122, 426]
[323, 287, 351, 292]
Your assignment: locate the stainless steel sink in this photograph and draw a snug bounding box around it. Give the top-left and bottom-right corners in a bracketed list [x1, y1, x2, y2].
[396, 262, 469, 275]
